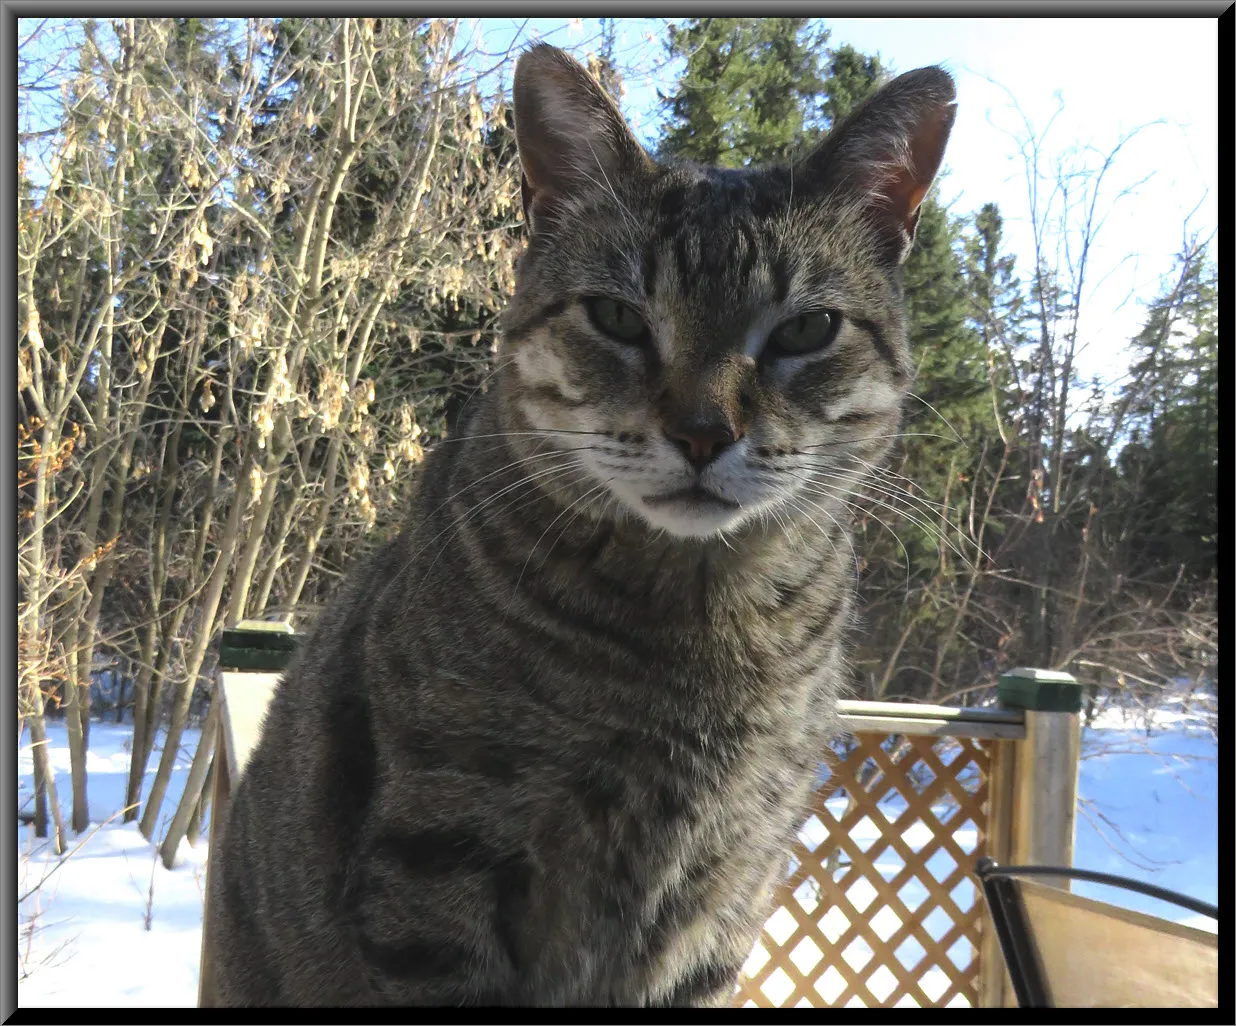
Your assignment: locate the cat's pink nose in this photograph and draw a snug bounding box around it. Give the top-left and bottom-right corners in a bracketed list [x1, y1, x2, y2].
[665, 422, 741, 470]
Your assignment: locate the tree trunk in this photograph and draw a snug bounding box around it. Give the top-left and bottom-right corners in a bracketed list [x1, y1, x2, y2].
[58, 625, 91, 833]
[139, 446, 252, 841]
[25, 694, 66, 855]
[187, 755, 215, 849]
[115, 669, 128, 723]
[31, 734, 49, 839]
[159, 693, 219, 869]
[124, 620, 160, 823]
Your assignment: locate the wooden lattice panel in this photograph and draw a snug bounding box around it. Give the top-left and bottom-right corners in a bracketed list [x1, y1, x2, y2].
[735, 733, 993, 1008]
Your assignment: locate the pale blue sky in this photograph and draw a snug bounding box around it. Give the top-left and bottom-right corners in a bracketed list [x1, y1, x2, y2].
[469, 16, 1219, 390]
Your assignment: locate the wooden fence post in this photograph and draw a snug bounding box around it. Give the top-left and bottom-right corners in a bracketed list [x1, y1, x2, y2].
[198, 621, 298, 1008]
[999, 668, 1083, 878]
[978, 668, 1082, 1007]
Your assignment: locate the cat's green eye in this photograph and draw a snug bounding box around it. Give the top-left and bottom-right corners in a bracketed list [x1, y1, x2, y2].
[585, 297, 650, 345]
[769, 310, 840, 356]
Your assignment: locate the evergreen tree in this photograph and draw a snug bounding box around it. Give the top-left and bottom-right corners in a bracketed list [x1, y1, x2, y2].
[818, 42, 884, 128]
[962, 203, 1029, 399]
[1116, 243, 1217, 581]
[657, 18, 829, 166]
[902, 201, 995, 474]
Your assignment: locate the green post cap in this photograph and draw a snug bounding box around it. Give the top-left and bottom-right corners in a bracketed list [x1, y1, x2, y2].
[997, 667, 1083, 714]
[219, 620, 299, 672]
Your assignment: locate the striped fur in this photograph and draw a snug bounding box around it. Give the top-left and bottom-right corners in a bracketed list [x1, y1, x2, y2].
[208, 45, 955, 1006]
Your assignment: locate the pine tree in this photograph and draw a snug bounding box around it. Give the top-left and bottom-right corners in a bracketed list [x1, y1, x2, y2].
[1116, 243, 1217, 581]
[902, 203, 994, 480]
[962, 204, 1028, 398]
[657, 18, 829, 166]
[818, 42, 884, 128]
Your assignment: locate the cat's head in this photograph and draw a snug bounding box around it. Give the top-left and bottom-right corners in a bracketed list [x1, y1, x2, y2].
[501, 44, 955, 540]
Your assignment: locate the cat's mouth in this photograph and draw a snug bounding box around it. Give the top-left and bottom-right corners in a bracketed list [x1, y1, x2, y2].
[642, 484, 740, 511]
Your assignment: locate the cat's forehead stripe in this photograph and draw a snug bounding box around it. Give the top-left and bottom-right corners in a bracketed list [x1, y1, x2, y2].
[643, 172, 799, 310]
[641, 243, 657, 298]
[504, 297, 568, 345]
[849, 316, 906, 378]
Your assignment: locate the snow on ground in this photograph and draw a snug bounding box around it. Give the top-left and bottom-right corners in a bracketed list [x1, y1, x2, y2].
[1073, 695, 1218, 922]
[17, 722, 208, 1007]
[16, 689, 1217, 1008]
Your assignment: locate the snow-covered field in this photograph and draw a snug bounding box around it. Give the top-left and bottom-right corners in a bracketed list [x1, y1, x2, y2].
[17, 723, 209, 1006]
[16, 691, 1217, 1008]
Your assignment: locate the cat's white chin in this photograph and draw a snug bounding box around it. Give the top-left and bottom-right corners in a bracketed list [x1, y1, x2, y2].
[632, 485, 747, 539]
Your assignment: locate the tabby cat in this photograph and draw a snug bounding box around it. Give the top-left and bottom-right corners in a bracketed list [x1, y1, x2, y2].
[206, 44, 956, 1007]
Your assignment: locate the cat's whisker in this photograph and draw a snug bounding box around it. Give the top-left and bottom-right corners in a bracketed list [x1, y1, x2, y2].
[429, 428, 613, 446]
[799, 475, 976, 571]
[404, 461, 594, 607]
[798, 431, 957, 450]
[780, 493, 855, 566]
[794, 453, 961, 521]
[801, 460, 959, 518]
[798, 482, 914, 583]
[448, 353, 520, 427]
[830, 462, 993, 566]
[377, 455, 590, 608]
[504, 478, 614, 618]
[836, 450, 922, 488]
[840, 487, 967, 552]
[801, 476, 971, 575]
[405, 443, 605, 548]
[904, 390, 967, 445]
[769, 504, 797, 545]
[824, 460, 990, 563]
[835, 451, 961, 502]
[840, 454, 958, 506]
[537, 479, 614, 573]
[847, 485, 977, 569]
[456, 437, 607, 467]
[487, 464, 597, 528]
[848, 480, 971, 544]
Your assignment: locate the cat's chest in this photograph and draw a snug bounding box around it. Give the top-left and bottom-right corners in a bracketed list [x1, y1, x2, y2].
[564, 647, 837, 998]
[624, 611, 843, 983]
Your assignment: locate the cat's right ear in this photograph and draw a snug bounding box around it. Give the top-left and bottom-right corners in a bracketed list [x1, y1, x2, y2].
[513, 44, 652, 234]
[796, 67, 957, 264]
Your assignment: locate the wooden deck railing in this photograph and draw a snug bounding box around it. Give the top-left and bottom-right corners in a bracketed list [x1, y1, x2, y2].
[733, 683, 1086, 1008]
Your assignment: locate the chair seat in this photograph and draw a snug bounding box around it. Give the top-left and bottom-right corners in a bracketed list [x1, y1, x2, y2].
[976, 858, 1218, 1008]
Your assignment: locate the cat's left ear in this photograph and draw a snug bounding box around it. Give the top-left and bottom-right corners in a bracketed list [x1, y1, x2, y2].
[513, 44, 653, 234]
[797, 67, 956, 263]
